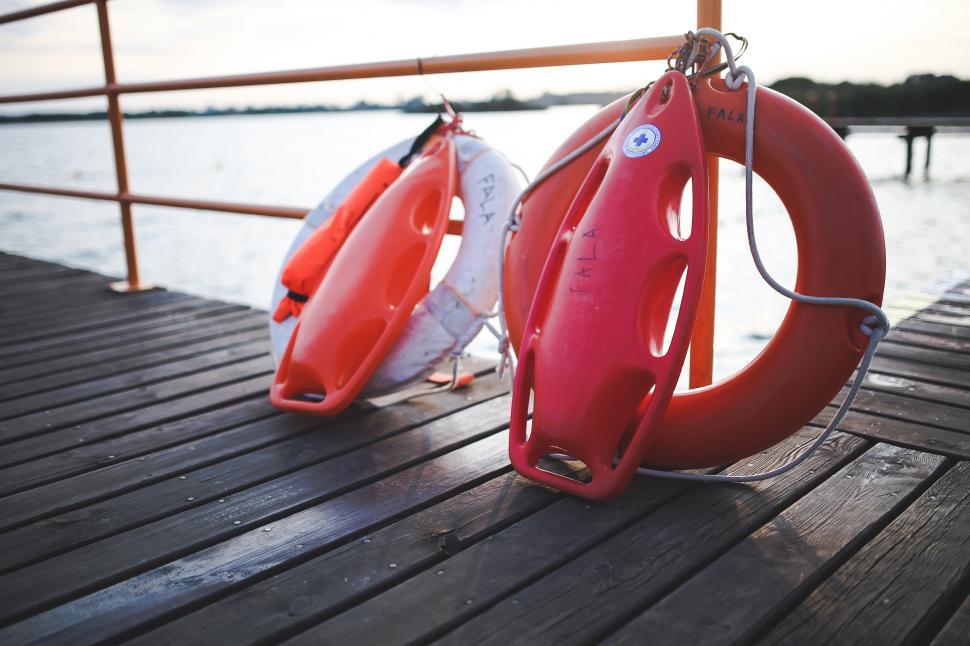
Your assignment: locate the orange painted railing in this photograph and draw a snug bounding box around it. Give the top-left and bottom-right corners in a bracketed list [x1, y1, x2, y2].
[0, 0, 721, 386]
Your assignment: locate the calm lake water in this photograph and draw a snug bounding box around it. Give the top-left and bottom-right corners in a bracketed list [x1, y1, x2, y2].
[1, 106, 969, 383]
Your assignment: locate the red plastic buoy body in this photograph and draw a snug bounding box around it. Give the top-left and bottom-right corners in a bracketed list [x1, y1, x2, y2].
[504, 76, 885, 483]
[270, 137, 456, 415]
[509, 72, 710, 500]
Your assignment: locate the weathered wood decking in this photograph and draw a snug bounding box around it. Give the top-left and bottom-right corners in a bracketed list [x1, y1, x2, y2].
[0, 251, 967, 645]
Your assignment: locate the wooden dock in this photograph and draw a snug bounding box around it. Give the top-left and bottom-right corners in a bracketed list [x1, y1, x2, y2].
[0, 251, 967, 645]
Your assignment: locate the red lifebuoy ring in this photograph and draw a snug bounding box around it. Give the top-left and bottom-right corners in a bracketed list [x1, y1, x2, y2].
[504, 76, 885, 475]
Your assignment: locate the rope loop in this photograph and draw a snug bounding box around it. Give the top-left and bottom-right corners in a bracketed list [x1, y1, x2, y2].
[725, 65, 750, 91]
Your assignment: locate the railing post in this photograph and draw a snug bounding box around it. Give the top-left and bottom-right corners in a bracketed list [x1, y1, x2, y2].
[95, 0, 147, 291]
[689, 0, 721, 388]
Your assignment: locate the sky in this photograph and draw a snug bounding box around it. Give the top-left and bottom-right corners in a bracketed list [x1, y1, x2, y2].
[1, 0, 969, 115]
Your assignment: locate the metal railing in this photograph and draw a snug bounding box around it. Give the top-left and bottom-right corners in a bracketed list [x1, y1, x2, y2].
[0, 0, 722, 387]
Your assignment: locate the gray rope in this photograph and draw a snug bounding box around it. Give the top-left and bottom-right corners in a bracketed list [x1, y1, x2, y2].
[634, 325, 884, 481]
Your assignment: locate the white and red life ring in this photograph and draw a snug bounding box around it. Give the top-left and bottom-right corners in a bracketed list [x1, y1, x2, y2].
[269, 132, 523, 397]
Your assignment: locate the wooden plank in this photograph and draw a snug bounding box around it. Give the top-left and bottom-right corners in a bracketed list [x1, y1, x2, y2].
[934, 292, 970, 307]
[0, 294, 235, 346]
[0, 302, 241, 368]
[885, 329, 970, 354]
[0, 281, 141, 311]
[0, 252, 67, 269]
[0, 301, 243, 359]
[894, 317, 970, 341]
[931, 595, 970, 646]
[0, 253, 97, 272]
[0, 251, 49, 261]
[0, 288, 186, 326]
[0, 433, 514, 644]
[0, 289, 189, 330]
[153, 429, 868, 646]
[0, 260, 86, 278]
[813, 407, 970, 460]
[0, 267, 106, 289]
[0, 265, 87, 288]
[0, 396, 276, 505]
[894, 300, 970, 319]
[894, 295, 970, 315]
[876, 342, 970, 372]
[0, 253, 963, 643]
[0, 256, 83, 275]
[0, 252, 78, 267]
[432, 435, 868, 646]
[841, 386, 970, 435]
[0, 256, 80, 272]
[0, 311, 265, 386]
[908, 310, 970, 329]
[0, 288, 189, 325]
[0, 273, 117, 299]
[602, 446, 944, 645]
[0, 355, 491, 475]
[0, 372, 272, 467]
[759, 460, 970, 645]
[0, 318, 266, 401]
[0, 334, 268, 419]
[7, 289, 206, 327]
[0, 361, 500, 519]
[0, 253, 78, 269]
[0, 378, 508, 564]
[863, 370, 970, 410]
[0, 263, 113, 289]
[282, 433, 871, 646]
[0, 355, 274, 448]
[869, 355, 970, 391]
[129, 465, 579, 645]
[0, 396, 513, 630]
[0, 291, 136, 313]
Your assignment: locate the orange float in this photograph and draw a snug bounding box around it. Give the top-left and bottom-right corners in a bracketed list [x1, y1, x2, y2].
[272, 158, 402, 323]
[504, 75, 885, 477]
[271, 136, 456, 415]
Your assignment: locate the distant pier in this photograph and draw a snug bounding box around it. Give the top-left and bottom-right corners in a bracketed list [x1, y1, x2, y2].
[826, 117, 970, 178]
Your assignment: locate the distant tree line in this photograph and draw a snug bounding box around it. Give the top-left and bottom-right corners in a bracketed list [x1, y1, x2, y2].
[1, 75, 966, 125]
[401, 89, 544, 113]
[0, 101, 388, 124]
[769, 74, 970, 118]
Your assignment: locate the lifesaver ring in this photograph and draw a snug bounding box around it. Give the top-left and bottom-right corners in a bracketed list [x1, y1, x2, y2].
[270, 128, 522, 414]
[504, 75, 885, 481]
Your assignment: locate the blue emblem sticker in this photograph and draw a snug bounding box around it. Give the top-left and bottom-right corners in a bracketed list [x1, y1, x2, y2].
[622, 124, 662, 158]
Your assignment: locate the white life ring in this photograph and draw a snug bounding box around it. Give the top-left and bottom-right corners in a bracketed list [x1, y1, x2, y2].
[269, 133, 523, 396]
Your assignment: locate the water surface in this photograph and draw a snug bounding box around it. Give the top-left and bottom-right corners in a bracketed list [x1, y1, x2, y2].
[1, 107, 968, 383]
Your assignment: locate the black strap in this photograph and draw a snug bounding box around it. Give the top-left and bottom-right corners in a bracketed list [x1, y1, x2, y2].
[286, 290, 309, 303]
[398, 115, 444, 167]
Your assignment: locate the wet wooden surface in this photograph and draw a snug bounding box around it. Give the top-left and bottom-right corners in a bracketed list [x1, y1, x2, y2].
[0, 251, 966, 645]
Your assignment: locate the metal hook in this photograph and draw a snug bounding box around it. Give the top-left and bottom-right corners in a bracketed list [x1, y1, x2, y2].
[415, 54, 463, 130]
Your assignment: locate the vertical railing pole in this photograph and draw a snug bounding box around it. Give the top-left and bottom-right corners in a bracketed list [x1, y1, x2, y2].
[96, 0, 146, 291]
[689, 0, 721, 387]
